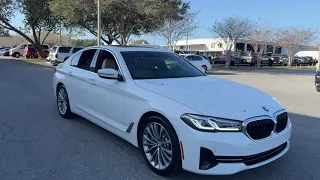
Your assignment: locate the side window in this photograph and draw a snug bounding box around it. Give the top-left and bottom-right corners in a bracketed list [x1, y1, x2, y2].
[72, 48, 82, 53]
[70, 53, 82, 66]
[58, 47, 72, 53]
[186, 56, 194, 61]
[95, 50, 119, 73]
[193, 56, 202, 61]
[76, 49, 97, 71]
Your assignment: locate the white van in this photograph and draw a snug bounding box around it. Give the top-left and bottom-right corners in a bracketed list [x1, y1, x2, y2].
[47, 46, 83, 65]
[9, 43, 49, 58]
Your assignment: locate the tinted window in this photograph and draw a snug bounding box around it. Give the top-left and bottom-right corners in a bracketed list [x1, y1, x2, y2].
[58, 47, 72, 53]
[193, 55, 202, 61]
[95, 50, 119, 72]
[72, 48, 82, 53]
[185, 56, 193, 61]
[121, 51, 204, 80]
[42, 45, 49, 49]
[77, 49, 97, 71]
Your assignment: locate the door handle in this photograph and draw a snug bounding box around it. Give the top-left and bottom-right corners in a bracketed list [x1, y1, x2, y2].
[89, 79, 96, 85]
[67, 71, 73, 76]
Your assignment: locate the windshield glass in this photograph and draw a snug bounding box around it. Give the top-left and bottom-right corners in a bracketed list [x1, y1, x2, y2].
[121, 51, 205, 80]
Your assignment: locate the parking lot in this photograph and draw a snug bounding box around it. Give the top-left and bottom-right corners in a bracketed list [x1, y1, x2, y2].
[0, 58, 319, 180]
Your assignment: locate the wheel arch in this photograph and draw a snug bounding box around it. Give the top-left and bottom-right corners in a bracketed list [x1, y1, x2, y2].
[136, 111, 177, 148]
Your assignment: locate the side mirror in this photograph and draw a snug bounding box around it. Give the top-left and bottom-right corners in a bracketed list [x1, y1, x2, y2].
[98, 68, 124, 81]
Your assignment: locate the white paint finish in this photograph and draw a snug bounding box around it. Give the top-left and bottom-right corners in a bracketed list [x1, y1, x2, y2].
[53, 45, 291, 175]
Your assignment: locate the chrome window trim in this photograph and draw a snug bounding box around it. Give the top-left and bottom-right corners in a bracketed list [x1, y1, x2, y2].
[242, 109, 287, 141]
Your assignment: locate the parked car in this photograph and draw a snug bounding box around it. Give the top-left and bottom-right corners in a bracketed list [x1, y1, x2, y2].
[293, 57, 310, 65]
[174, 50, 193, 55]
[0, 47, 11, 55]
[53, 45, 291, 176]
[230, 56, 247, 66]
[23, 46, 49, 59]
[179, 54, 212, 72]
[47, 46, 83, 65]
[9, 43, 49, 58]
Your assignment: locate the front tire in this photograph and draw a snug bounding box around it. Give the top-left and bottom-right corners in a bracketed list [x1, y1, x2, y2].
[13, 53, 20, 58]
[56, 85, 73, 118]
[317, 87, 320, 92]
[139, 115, 181, 176]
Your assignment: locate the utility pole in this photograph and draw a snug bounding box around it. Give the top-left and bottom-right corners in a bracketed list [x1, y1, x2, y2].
[97, 0, 101, 45]
[186, 32, 188, 50]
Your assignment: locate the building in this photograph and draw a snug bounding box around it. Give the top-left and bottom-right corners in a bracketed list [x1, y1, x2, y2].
[160, 38, 315, 57]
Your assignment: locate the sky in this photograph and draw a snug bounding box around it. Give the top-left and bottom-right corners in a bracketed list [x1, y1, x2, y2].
[10, 0, 320, 45]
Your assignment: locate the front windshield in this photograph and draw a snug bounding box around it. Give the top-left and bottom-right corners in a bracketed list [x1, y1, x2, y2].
[121, 51, 205, 80]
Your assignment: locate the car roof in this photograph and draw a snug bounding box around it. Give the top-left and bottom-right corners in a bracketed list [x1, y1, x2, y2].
[183, 54, 199, 56]
[89, 45, 169, 52]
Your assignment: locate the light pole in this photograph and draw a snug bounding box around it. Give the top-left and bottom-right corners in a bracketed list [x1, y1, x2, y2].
[97, 0, 101, 45]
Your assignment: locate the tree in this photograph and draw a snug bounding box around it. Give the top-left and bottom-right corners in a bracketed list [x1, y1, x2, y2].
[157, 12, 198, 51]
[247, 22, 274, 67]
[209, 16, 254, 67]
[132, 39, 149, 44]
[275, 27, 318, 66]
[50, 0, 189, 45]
[0, 0, 58, 58]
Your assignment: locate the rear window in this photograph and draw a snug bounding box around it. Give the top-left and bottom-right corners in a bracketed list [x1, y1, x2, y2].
[58, 47, 72, 53]
[72, 47, 83, 53]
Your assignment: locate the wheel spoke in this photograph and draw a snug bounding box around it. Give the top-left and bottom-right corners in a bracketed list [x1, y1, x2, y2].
[144, 144, 157, 153]
[146, 126, 157, 142]
[157, 148, 163, 169]
[160, 148, 169, 165]
[161, 148, 171, 161]
[143, 135, 157, 145]
[162, 147, 172, 156]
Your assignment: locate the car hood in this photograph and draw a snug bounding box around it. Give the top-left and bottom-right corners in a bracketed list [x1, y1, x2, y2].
[134, 76, 284, 121]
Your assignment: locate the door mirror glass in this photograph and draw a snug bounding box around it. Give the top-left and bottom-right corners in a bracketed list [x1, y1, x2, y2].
[98, 68, 123, 81]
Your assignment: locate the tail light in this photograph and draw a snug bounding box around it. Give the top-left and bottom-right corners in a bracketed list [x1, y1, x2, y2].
[231, 58, 235, 61]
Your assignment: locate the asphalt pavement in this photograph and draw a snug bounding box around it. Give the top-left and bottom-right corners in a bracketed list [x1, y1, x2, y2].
[0, 58, 320, 180]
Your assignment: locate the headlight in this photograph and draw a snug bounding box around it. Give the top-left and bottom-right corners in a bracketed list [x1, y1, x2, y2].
[180, 114, 242, 132]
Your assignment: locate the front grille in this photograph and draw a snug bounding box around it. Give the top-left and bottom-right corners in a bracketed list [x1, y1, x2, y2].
[215, 142, 287, 166]
[246, 119, 274, 140]
[276, 112, 288, 133]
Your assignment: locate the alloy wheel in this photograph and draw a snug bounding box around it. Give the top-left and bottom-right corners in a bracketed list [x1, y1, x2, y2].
[57, 87, 68, 115]
[142, 122, 173, 170]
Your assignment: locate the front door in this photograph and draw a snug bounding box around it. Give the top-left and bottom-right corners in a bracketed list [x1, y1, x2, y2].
[90, 50, 128, 132]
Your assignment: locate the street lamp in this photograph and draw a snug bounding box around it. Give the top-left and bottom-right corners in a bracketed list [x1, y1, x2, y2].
[97, 0, 101, 45]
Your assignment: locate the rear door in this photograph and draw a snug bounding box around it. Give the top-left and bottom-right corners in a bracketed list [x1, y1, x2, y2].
[66, 49, 99, 114]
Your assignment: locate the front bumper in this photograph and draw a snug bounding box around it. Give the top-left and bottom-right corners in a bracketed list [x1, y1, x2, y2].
[176, 119, 292, 175]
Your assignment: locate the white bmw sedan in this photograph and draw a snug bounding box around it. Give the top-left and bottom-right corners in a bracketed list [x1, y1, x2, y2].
[53, 45, 291, 176]
[179, 54, 212, 72]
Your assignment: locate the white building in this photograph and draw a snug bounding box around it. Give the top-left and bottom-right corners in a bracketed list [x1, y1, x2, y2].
[161, 38, 315, 57]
